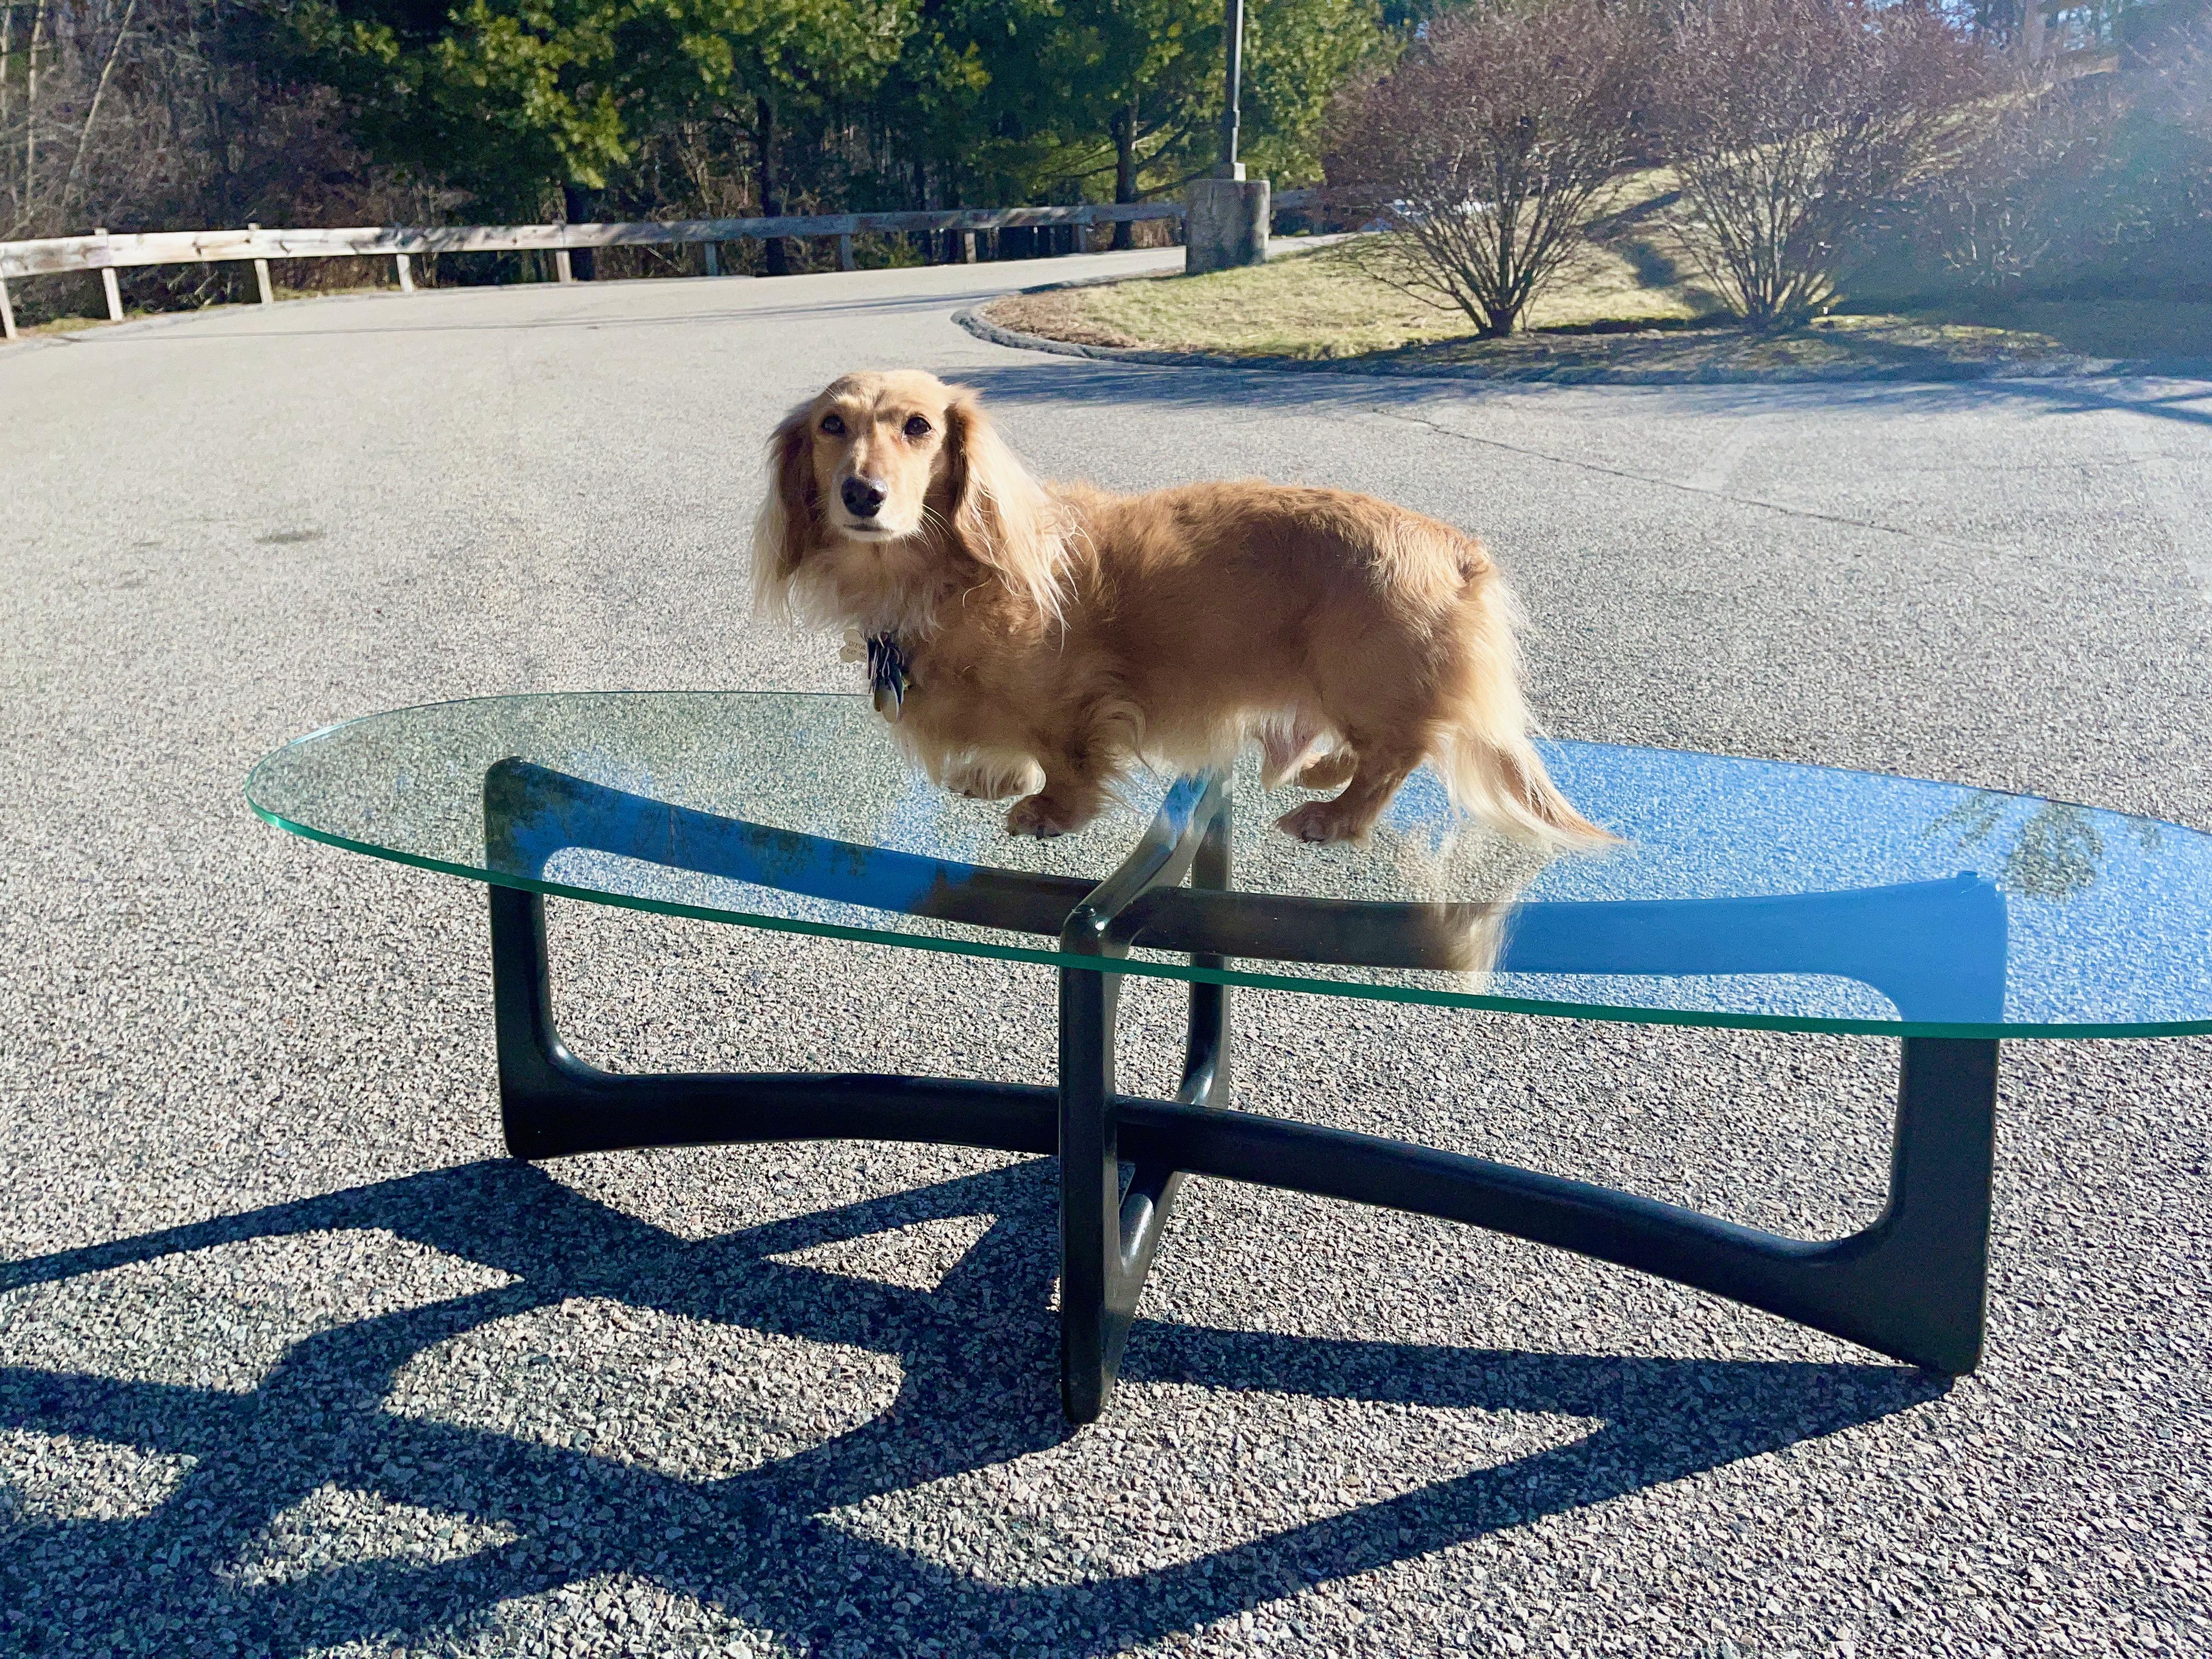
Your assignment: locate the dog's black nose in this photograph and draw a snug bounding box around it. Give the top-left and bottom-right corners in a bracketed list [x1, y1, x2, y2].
[841, 476, 886, 519]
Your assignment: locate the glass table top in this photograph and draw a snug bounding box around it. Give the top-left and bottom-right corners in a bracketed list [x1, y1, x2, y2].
[245, 692, 2212, 1039]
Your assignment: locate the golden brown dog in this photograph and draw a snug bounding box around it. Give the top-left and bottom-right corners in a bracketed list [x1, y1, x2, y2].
[752, 370, 1610, 848]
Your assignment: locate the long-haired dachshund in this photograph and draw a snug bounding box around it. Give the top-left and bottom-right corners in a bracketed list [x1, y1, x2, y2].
[752, 370, 1611, 849]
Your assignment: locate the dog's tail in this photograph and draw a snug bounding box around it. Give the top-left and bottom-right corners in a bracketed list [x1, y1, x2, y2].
[1427, 543, 1620, 853]
[1440, 727, 1620, 851]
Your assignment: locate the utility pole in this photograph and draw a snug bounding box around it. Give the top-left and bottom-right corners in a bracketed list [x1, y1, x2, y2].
[1186, 0, 1267, 271]
[1219, 0, 1245, 180]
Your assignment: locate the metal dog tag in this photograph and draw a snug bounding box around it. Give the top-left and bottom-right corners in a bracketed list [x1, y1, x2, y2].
[867, 633, 911, 721]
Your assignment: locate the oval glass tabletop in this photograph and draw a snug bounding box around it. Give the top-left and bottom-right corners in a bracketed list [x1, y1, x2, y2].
[246, 691, 2212, 1039]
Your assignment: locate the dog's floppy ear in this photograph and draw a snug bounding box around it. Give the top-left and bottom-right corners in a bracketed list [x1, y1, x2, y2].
[943, 387, 1065, 623]
[751, 402, 818, 618]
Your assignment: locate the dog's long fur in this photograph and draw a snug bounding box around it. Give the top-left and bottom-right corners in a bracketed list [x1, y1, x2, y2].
[754, 370, 1611, 848]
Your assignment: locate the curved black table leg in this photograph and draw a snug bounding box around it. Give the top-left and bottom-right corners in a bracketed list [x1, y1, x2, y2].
[487, 883, 1064, 1163]
[482, 761, 1997, 1421]
[1058, 780, 1230, 1424]
[1862, 1035, 1999, 1372]
[1097, 1034, 1997, 1376]
[1057, 963, 1128, 1424]
[1178, 806, 1232, 1112]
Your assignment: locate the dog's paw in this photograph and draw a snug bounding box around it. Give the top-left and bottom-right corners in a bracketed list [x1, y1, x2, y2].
[945, 757, 1045, 802]
[1007, 794, 1085, 839]
[1295, 753, 1357, 791]
[1277, 800, 1373, 845]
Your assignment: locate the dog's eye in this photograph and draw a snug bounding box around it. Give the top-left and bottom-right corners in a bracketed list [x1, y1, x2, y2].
[904, 415, 932, 439]
[820, 414, 846, 436]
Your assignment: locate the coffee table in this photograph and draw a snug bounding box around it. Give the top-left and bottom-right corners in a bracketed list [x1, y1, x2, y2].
[246, 692, 2212, 1422]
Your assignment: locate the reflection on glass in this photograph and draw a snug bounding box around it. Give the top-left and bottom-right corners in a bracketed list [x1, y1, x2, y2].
[1926, 789, 2172, 902]
[1931, 792, 2095, 900]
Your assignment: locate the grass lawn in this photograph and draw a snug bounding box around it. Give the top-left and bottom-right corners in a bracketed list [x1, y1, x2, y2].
[1918, 296, 2212, 362]
[986, 187, 2211, 378]
[997, 234, 1722, 359]
[5, 309, 130, 338]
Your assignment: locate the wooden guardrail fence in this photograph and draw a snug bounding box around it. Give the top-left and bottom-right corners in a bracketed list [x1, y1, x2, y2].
[0, 190, 1320, 341]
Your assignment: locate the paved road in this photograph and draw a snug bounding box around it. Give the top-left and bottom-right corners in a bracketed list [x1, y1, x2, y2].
[3, 251, 2209, 1659]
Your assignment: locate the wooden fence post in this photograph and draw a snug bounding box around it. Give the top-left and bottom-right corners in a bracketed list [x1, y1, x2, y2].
[555, 249, 575, 284]
[0, 276, 16, 341]
[247, 223, 275, 304]
[94, 228, 123, 321]
[394, 253, 415, 293]
[837, 233, 855, 272]
[960, 230, 977, 263]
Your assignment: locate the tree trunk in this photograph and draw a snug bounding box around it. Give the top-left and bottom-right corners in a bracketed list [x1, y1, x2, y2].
[757, 95, 788, 276]
[24, 0, 49, 215]
[1110, 98, 1138, 251]
[2, 2, 16, 182]
[561, 181, 596, 280]
[905, 157, 923, 261]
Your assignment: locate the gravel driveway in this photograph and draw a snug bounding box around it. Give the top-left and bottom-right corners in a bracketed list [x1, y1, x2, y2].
[2, 250, 2208, 1658]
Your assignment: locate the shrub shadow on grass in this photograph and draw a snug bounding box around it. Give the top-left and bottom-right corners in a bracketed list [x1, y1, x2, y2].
[943, 354, 2212, 431]
[3, 1158, 1944, 1655]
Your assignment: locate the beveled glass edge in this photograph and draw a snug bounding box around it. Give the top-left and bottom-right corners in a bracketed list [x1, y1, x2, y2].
[244, 794, 2212, 1043]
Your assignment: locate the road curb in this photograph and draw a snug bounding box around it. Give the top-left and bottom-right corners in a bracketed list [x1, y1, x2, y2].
[957, 290, 2187, 387]
[956, 301, 1263, 370]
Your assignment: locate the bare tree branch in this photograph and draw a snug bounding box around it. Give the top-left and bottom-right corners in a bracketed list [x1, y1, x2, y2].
[1653, 0, 1990, 328]
[61, 0, 137, 214]
[1323, 0, 1649, 338]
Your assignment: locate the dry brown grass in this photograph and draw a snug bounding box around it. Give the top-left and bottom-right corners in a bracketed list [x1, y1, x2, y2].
[989, 232, 1720, 360]
[983, 198, 2194, 378]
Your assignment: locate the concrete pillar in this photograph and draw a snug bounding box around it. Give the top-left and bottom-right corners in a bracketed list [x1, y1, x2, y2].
[1184, 176, 1269, 275]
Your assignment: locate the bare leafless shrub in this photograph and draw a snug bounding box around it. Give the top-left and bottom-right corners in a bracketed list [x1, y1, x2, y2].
[1323, 0, 1651, 338]
[1901, 35, 2212, 300]
[1654, 0, 1991, 328]
[1914, 72, 2111, 293]
[2099, 38, 2212, 290]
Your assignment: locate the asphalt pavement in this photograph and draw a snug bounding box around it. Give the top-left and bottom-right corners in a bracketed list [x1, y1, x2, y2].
[2, 249, 2209, 1658]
